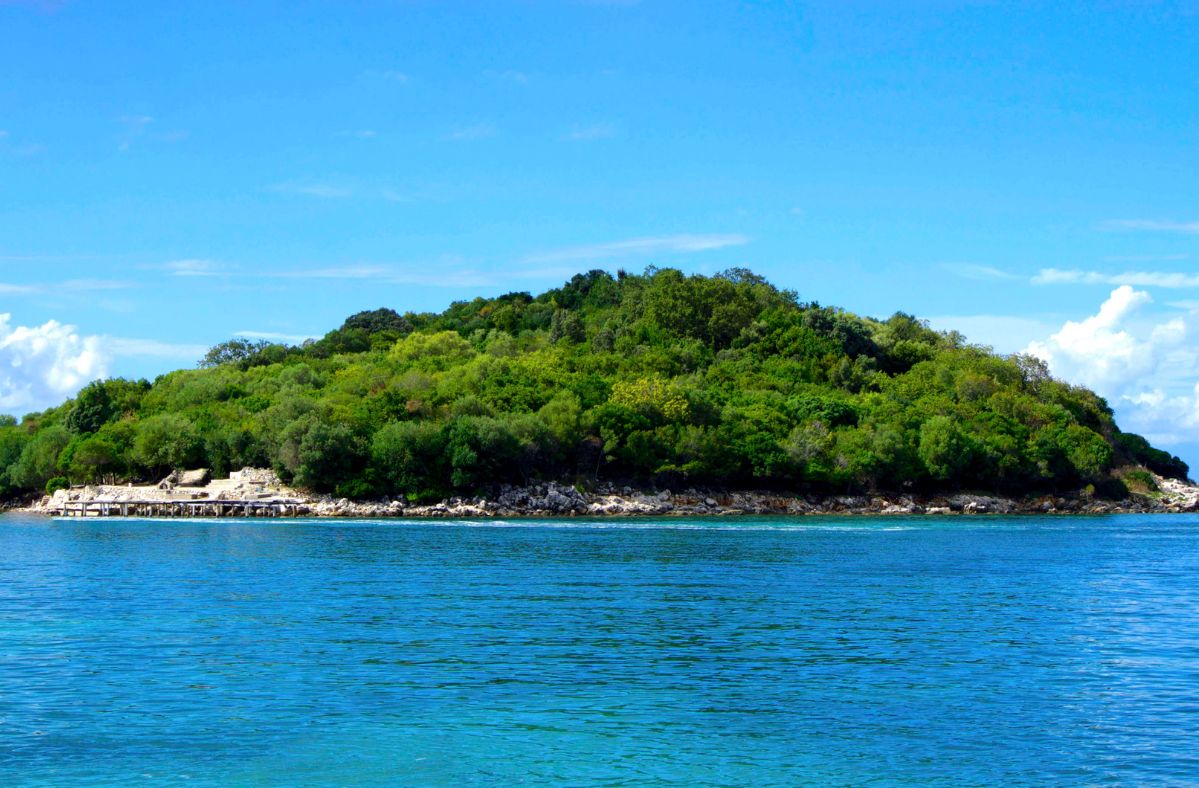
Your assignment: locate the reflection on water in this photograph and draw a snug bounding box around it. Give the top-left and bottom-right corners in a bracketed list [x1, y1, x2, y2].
[2, 513, 1198, 785]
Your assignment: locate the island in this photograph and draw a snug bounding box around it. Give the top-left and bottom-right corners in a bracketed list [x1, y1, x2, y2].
[4, 267, 1195, 516]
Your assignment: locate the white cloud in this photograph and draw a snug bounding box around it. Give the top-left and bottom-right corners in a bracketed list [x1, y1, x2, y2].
[0, 314, 108, 412]
[0, 312, 236, 413]
[382, 70, 410, 83]
[1033, 268, 1199, 288]
[1026, 286, 1199, 448]
[1105, 219, 1199, 234]
[523, 233, 750, 264]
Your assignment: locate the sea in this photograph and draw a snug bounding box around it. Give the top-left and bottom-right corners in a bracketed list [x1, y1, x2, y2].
[2, 512, 1198, 786]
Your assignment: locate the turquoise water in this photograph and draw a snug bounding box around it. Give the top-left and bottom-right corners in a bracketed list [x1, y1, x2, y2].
[3, 513, 1199, 785]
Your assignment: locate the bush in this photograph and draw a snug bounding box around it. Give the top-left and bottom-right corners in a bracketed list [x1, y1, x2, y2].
[1093, 477, 1131, 500]
[45, 476, 69, 495]
[1121, 469, 1158, 494]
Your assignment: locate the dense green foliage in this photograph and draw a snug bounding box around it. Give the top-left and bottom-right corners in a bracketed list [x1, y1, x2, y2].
[0, 268, 1187, 501]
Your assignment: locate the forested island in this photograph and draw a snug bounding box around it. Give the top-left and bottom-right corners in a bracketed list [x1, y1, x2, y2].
[1, 268, 1191, 509]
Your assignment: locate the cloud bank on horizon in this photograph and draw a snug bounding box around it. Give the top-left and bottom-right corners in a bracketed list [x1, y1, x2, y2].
[1027, 287, 1199, 451]
[0, 314, 107, 413]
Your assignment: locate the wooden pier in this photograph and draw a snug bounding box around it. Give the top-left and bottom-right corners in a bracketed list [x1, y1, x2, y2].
[55, 499, 305, 518]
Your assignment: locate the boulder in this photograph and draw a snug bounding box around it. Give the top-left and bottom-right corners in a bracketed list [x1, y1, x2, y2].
[178, 469, 211, 487]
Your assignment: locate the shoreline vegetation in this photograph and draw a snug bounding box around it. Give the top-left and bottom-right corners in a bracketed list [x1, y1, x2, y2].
[1, 268, 1193, 511]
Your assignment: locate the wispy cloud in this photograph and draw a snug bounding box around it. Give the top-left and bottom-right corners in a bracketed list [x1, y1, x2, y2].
[1104, 253, 1190, 262]
[446, 123, 496, 141]
[0, 279, 131, 295]
[104, 337, 209, 359]
[565, 123, 617, 141]
[275, 264, 498, 287]
[0, 130, 45, 157]
[486, 69, 529, 84]
[941, 263, 1020, 281]
[116, 114, 154, 151]
[160, 259, 223, 277]
[925, 314, 1059, 353]
[1033, 268, 1199, 288]
[269, 181, 354, 199]
[523, 233, 750, 264]
[62, 279, 132, 292]
[382, 70, 410, 83]
[234, 330, 317, 343]
[275, 265, 391, 280]
[1103, 219, 1199, 234]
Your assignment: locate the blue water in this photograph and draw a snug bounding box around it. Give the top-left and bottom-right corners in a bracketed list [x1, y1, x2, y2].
[3, 514, 1199, 785]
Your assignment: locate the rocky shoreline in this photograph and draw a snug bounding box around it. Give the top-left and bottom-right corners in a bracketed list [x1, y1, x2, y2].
[22, 467, 1199, 519]
[304, 479, 1199, 518]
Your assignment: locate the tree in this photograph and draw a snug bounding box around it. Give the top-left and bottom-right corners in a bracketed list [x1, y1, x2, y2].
[65, 380, 116, 434]
[0, 426, 30, 497]
[132, 414, 201, 476]
[200, 338, 272, 368]
[294, 421, 365, 492]
[918, 416, 970, 482]
[371, 421, 447, 499]
[62, 432, 123, 483]
[341, 308, 413, 336]
[11, 426, 71, 491]
[549, 309, 585, 344]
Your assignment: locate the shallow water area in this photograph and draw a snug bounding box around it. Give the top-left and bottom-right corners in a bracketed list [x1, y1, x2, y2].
[3, 511, 1199, 785]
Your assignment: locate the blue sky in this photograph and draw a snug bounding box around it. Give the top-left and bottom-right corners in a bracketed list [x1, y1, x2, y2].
[2, 0, 1198, 468]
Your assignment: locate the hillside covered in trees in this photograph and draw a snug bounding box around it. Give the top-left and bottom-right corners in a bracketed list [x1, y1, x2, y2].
[0, 268, 1189, 503]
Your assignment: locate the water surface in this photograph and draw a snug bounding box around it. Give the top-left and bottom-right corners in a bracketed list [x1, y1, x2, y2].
[3, 513, 1199, 785]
